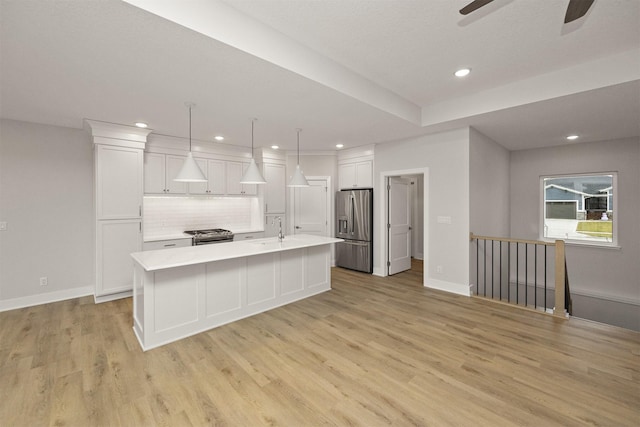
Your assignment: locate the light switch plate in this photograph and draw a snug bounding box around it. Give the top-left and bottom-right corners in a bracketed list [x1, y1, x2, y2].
[0, 222, 7, 231]
[437, 216, 452, 224]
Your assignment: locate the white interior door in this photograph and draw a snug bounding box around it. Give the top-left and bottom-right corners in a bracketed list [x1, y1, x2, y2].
[294, 179, 328, 236]
[388, 177, 411, 275]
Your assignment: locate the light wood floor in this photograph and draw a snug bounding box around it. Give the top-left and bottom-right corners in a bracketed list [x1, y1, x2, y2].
[1, 260, 639, 426]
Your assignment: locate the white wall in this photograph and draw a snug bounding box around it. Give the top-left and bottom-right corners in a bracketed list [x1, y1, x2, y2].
[374, 128, 470, 295]
[469, 128, 511, 237]
[510, 137, 640, 330]
[287, 154, 338, 193]
[468, 128, 511, 294]
[0, 119, 94, 308]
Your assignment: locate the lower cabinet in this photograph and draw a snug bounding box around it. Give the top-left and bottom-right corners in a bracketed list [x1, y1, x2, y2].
[96, 219, 142, 298]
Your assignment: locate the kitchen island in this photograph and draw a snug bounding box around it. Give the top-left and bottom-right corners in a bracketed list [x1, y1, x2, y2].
[131, 234, 342, 351]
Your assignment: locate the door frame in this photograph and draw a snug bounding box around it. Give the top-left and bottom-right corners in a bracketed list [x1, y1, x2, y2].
[288, 176, 332, 238]
[377, 168, 429, 286]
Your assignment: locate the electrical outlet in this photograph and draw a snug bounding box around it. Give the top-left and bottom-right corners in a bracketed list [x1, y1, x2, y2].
[0, 222, 7, 231]
[436, 265, 443, 274]
[39, 277, 48, 286]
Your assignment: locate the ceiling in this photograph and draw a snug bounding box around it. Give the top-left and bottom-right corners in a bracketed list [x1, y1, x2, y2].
[1, 0, 638, 152]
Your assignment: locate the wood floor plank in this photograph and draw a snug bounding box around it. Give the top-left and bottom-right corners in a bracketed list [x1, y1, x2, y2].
[1, 260, 638, 426]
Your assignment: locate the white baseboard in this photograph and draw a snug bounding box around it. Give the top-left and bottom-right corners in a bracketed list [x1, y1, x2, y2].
[0, 286, 94, 312]
[426, 278, 471, 296]
[94, 290, 132, 304]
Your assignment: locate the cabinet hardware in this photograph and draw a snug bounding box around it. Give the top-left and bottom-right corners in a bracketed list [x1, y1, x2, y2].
[164, 243, 176, 247]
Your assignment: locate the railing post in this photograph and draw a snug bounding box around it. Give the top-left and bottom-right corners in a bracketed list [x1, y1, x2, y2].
[553, 240, 566, 318]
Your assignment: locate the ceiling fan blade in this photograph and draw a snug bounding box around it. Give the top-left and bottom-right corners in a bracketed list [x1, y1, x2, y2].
[460, 0, 495, 15]
[564, 0, 595, 23]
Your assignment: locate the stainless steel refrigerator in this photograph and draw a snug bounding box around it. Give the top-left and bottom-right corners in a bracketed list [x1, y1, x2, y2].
[335, 189, 373, 273]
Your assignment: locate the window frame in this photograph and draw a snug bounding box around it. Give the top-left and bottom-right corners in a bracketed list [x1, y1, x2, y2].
[540, 172, 618, 248]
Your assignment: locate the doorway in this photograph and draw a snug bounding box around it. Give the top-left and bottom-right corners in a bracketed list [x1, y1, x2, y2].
[379, 169, 428, 283]
[290, 177, 332, 237]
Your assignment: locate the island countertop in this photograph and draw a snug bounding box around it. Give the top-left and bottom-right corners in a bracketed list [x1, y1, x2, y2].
[131, 234, 343, 272]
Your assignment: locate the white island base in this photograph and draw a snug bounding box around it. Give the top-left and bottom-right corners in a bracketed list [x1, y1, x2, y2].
[131, 235, 342, 351]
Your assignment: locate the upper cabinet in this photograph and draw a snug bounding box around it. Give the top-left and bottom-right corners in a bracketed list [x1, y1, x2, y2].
[144, 153, 187, 194]
[226, 161, 257, 196]
[264, 163, 286, 213]
[338, 145, 375, 190]
[96, 144, 143, 219]
[189, 158, 226, 195]
[339, 160, 373, 189]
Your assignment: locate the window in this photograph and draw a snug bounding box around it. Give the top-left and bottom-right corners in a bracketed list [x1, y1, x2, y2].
[541, 173, 616, 245]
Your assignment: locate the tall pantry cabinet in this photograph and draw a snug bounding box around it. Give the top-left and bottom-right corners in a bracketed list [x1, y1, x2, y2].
[85, 120, 151, 302]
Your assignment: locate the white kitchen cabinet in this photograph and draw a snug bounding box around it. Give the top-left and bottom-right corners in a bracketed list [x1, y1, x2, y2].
[264, 163, 286, 213]
[226, 161, 257, 195]
[86, 120, 150, 302]
[143, 153, 187, 194]
[143, 238, 192, 251]
[96, 219, 142, 297]
[339, 160, 373, 189]
[190, 158, 226, 195]
[96, 144, 143, 219]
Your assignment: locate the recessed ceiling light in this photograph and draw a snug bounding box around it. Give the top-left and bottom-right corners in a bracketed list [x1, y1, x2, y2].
[336, 144, 344, 149]
[134, 122, 148, 128]
[214, 135, 224, 141]
[454, 68, 471, 77]
[566, 135, 579, 140]
[271, 145, 279, 149]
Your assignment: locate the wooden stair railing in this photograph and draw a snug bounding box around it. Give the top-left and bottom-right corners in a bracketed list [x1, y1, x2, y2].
[470, 233, 569, 319]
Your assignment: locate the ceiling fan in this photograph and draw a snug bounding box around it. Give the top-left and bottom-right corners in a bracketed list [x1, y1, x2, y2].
[460, 0, 595, 24]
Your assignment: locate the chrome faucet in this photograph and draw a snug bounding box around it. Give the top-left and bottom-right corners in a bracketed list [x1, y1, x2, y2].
[273, 216, 284, 242]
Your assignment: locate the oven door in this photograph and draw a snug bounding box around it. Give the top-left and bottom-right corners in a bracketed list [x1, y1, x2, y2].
[194, 237, 234, 246]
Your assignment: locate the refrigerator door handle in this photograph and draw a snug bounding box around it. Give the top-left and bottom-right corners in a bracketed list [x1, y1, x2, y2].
[350, 194, 355, 235]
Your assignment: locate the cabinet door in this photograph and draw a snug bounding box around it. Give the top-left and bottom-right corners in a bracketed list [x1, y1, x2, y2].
[233, 232, 265, 241]
[241, 162, 258, 196]
[355, 161, 373, 188]
[264, 163, 286, 213]
[226, 161, 243, 195]
[96, 219, 142, 296]
[207, 159, 226, 195]
[96, 145, 143, 219]
[143, 238, 192, 251]
[339, 163, 356, 189]
[188, 158, 209, 195]
[165, 155, 187, 194]
[144, 153, 166, 194]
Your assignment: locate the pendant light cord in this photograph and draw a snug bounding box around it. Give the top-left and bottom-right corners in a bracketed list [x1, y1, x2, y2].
[297, 128, 302, 165]
[189, 105, 192, 152]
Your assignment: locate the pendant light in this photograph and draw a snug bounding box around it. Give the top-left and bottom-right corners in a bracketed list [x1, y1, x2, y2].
[240, 118, 267, 184]
[175, 102, 207, 182]
[288, 128, 309, 187]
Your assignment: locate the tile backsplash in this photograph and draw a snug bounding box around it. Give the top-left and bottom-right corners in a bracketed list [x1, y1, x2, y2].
[144, 196, 262, 238]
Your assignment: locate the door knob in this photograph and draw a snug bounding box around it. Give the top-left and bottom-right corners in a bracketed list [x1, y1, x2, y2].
[295, 226, 301, 229]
